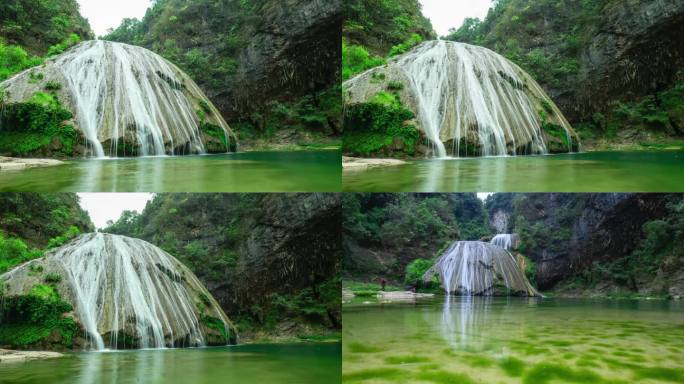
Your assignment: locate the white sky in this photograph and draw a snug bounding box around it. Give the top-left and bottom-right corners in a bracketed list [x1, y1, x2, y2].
[78, 193, 154, 229]
[78, 0, 151, 37]
[477, 193, 493, 201]
[420, 0, 493, 37]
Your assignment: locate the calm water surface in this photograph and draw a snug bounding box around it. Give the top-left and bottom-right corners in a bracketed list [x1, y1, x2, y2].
[0, 343, 341, 384]
[0, 151, 341, 192]
[343, 296, 684, 383]
[343, 151, 684, 192]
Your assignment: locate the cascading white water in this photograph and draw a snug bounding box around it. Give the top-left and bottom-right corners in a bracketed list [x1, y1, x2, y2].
[344, 40, 578, 157]
[0, 40, 234, 157]
[490, 234, 518, 251]
[51, 233, 230, 350]
[424, 241, 539, 296]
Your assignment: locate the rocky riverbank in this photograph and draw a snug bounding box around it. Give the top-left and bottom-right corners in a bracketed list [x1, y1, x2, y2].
[0, 157, 64, 171]
[0, 349, 63, 363]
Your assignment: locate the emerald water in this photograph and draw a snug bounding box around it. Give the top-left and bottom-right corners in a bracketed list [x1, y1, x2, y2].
[343, 296, 684, 383]
[343, 151, 684, 192]
[0, 151, 340, 192]
[0, 343, 340, 384]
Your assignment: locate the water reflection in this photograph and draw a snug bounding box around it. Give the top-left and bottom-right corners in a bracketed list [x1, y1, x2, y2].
[441, 296, 492, 351]
[343, 151, 684, 192]
[0, 151, 340, 192]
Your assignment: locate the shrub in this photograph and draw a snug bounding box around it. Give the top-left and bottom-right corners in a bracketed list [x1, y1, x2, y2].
[342, 42, 386, 80]
[343, 92, 420, 156]
[404, 258, 433, 286]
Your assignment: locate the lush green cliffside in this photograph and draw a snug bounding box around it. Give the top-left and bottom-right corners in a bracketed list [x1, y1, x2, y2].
[105, 0, 342, 147]
[105, 193, 341, 341]
[0, 193, 93, 272]
[343, 193, 489, 283]
[344, 193, 684, 299]
[0, 0, 92, 55]
[447, 0, 684, 147]
[487, 193, 684, 298]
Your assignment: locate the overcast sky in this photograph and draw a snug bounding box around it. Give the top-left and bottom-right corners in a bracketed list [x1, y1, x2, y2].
[420, 0, 493, 37]
[78, 193, 154, 229]
[78, 0, 151, 37]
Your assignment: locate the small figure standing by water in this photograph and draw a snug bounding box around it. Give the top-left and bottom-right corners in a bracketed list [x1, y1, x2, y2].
[380, 278, 387, 291]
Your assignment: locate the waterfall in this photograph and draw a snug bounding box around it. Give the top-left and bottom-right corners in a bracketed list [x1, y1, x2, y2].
[50, 233, 231, 350]
[424, 241, 539, 296]
[0, 40, 234, 157]
[490, 234, 518, 250]
[344, 41, 578, 157]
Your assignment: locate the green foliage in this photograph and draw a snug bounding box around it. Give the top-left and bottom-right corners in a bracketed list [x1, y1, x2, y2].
[45, 33, 81, 57]
[0, 193, 93, 249]
[44, 272, 62, 284]
[404, 258, 433, 286]
[0, 0, 92, 55]
[446, 0, 605, 89]
[344, 0, 434, 56]
[46, 225, 80, 249]
[0, 91, 79, 157]
[0, 41, 42, 81]
[44, 80, 62, 91]
[0, 233, 42, 274]
[200, 314, 229, 342]
[343, 92, 420, 157]
[103, 0, 254, 97]
[579, 80, 684, 139]
[0, 283, 77, 348]
[234, 87, 341, 140]
[342, 42, 386, 80]
[102, 193, 340, 338]
[388, 33, 423, 57]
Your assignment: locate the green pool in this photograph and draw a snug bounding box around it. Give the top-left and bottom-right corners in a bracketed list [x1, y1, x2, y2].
[343, 151, 684, 192]
[343, 296, 684, 383]
[0, 343, 341, 384]
[0, 151, 341, 192]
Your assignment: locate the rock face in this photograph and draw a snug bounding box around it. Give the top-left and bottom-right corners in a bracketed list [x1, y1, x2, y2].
[0, 40, 237, 158]
[344, 41, 579, 157]
[1, 233, 236, 350]
[571, 0, 684, 120]
[215, 0, 341, 121]
[488, 194, 671, 289]
[423, 241, 540, 297]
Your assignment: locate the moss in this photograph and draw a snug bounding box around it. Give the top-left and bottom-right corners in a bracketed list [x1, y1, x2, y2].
[523, 362, 604, 384]
[200, 122, 237, 152]
[415, 370, 476, 384]
[499, 356, 526, 377]
[632, 367, 684, 382]
[44, 81, 62, 91]
[342, 368, 405, 382]
[200, 314, 229, 343]
[384, 355, 430, 364]
[44, 273, 62, 284]
[347, 342, 383, 353]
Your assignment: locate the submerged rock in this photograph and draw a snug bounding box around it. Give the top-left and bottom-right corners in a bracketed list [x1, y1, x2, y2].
[424, 241, 540, 297]
[0, 41, 237, 158]
[344, 41, 580, 157]
[1, 233, 237, 350]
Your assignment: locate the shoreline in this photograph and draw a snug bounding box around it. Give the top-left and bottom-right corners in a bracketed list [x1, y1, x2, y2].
[0, 157, 65, 171]
[342, 156, 407, 170]
[0, 349, 64, 363]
